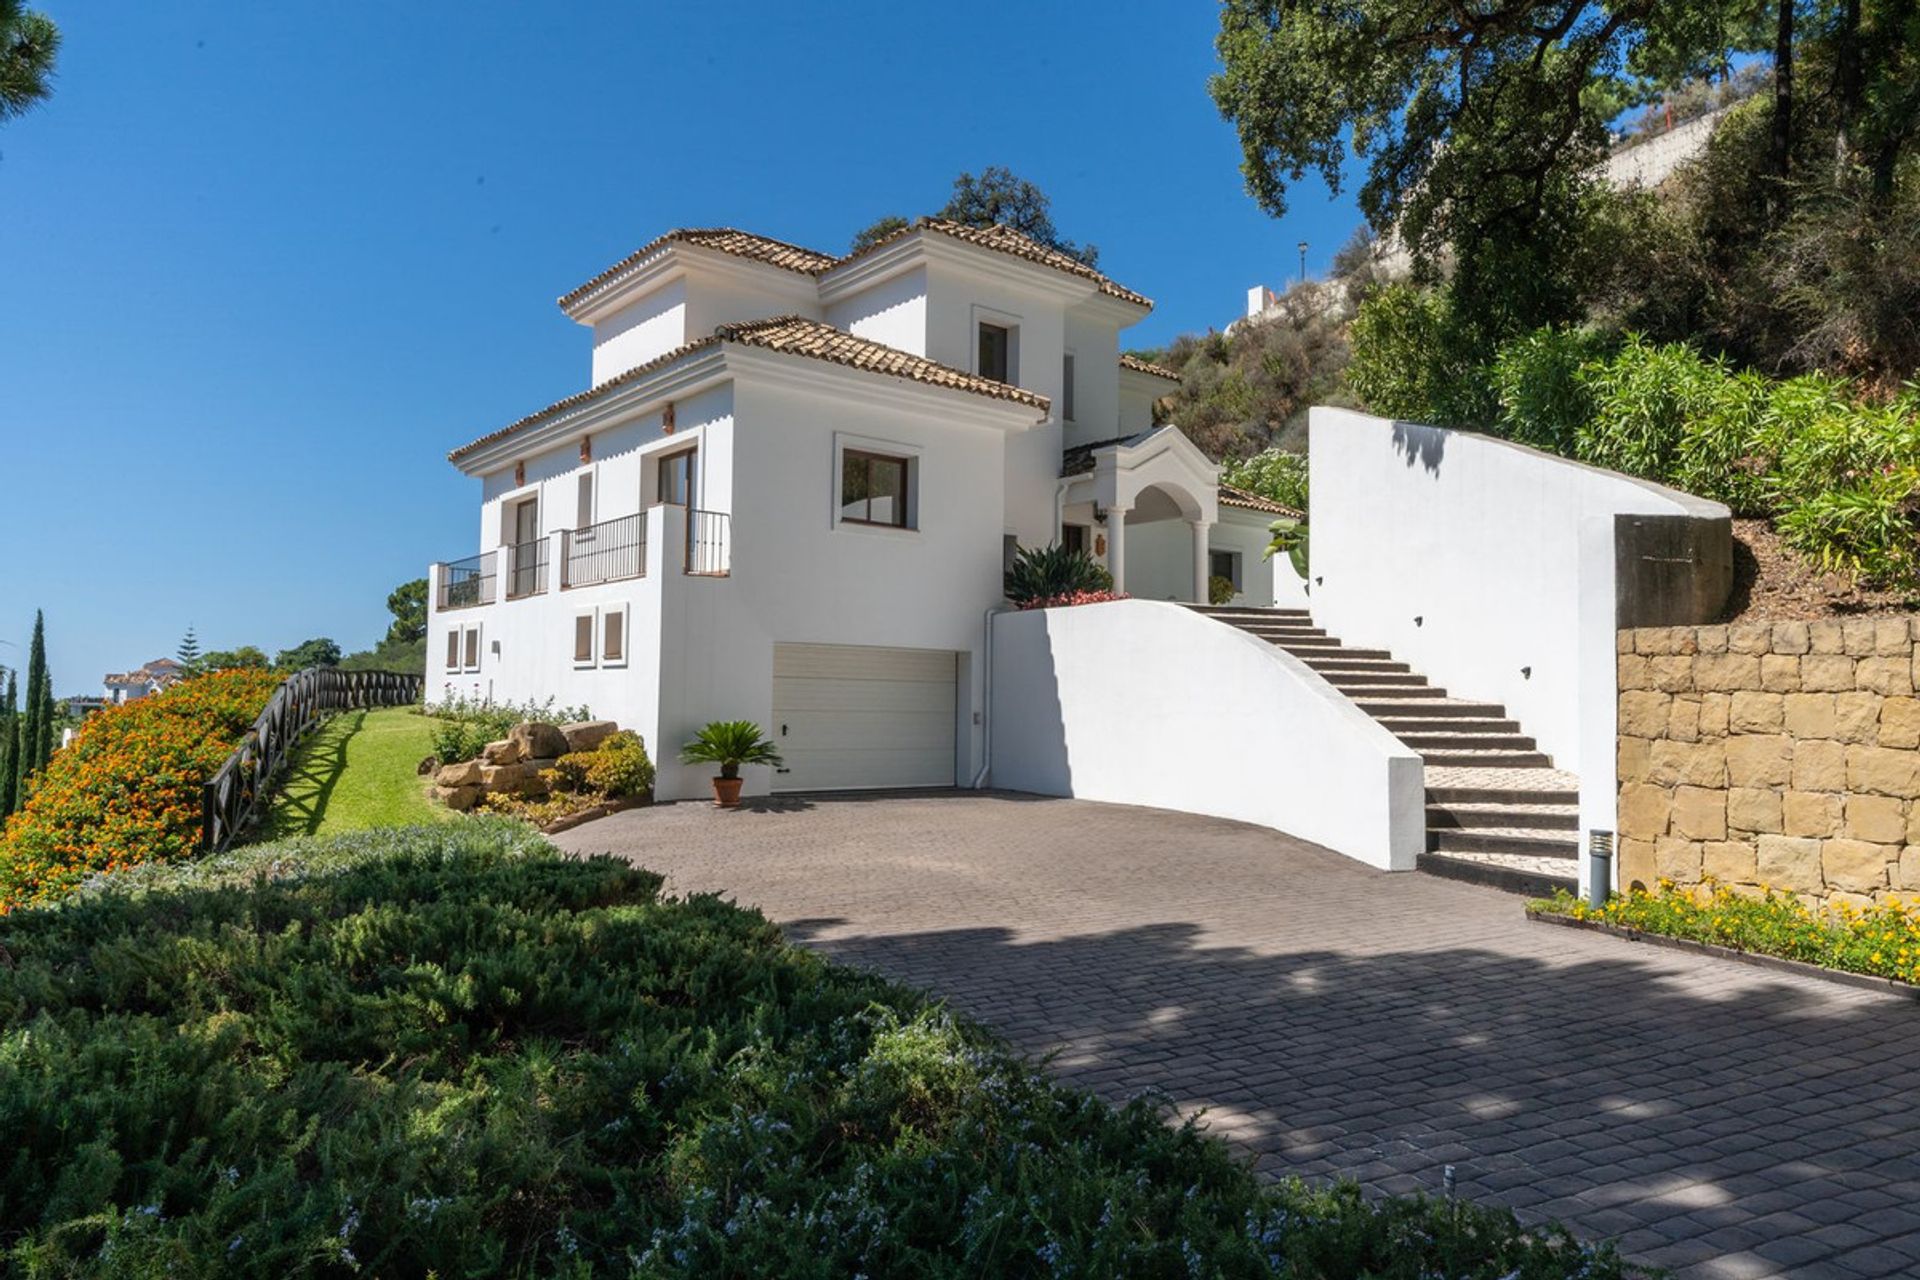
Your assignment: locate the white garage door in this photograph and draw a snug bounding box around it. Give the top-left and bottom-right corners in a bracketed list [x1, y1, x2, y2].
[772, 643, 957, 792]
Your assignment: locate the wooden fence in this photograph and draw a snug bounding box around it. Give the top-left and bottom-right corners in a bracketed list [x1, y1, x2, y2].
[200, 667, 423, 853]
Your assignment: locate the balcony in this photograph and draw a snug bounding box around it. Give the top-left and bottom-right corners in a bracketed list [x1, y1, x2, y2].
[686, 508, 730, 577]
[437, 552, 496, 611]
[562, 512, 646, 589]
[503, 537, 549, 600]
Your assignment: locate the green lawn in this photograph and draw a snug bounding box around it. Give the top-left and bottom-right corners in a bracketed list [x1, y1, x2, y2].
[264, 705, 447, 838]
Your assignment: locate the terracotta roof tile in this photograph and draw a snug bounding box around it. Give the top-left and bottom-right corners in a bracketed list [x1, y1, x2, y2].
[450, 316, 1046, 463]
[831, 217, 1152, 308]
[558, 228, 838, 311]
[1218, 482, 1303, 519]
[1119, 353, 1182, 382]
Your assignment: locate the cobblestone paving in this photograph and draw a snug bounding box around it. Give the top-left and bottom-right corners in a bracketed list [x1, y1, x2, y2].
[557, 792, 1920, 1280]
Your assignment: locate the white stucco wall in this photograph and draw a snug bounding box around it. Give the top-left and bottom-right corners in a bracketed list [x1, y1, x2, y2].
[990, 600, 1425, 869]
[827, 267, 929, 355]
[1307, 407, 1729, 881]
[591, 278, 688, 386]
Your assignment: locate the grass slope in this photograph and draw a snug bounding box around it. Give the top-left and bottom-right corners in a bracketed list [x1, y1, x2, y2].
[264, 705, 445, 838]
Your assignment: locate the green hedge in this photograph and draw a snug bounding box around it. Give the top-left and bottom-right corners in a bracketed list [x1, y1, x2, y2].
[0, 822, 1639, 1277]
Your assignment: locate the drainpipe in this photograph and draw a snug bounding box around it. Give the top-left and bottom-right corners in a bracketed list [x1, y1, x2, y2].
[971, 605, 1008, 789]
[1052, 477, 1074, 544]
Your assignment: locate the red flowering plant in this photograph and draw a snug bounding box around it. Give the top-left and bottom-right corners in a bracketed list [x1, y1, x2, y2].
[1020, 589, 1130, 610]
[1004, 543, 1125, 611]
[0, 667, 282, 910]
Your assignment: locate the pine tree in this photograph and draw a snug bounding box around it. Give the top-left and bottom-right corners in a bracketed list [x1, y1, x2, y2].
[0, 669, 15, 820]
[16, 610, 47, 806]
[177, 624, 201, 673]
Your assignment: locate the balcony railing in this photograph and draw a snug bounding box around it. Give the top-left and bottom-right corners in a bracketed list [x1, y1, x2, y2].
[438, 552, 496, 611]
[562, 513, 646, 589]
[686, 509, 730, 577]
[504, 537, 549, 600]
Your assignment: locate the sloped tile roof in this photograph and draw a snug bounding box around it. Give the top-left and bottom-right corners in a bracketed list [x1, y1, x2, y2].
[1218, 482, 1303, 519]
[834, 217, 1152, 308]
[558, 229, 839, 311]
[449, 316, 1046, 463]
[1119, 353, 1182, 382]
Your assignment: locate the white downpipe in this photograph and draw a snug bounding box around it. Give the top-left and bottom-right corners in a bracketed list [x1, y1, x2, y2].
[1052, 477, 1073, 544]
[971, 605, 1007, 788]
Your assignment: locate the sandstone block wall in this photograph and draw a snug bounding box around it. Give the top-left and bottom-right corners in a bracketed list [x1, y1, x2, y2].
[1616, 617, 1920, 908]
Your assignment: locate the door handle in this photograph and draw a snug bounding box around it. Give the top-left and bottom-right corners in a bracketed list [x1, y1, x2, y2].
[781, 723, 788, 736]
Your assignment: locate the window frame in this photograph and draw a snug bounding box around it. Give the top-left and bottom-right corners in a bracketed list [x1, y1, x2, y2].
[572, 608, 598, 669]
[462, 624, 483, 673]
[831, 432, 922, 535]
[445, 628, 462, 672]
[839, 449, 912, 529]
[655, 445, 698, 507]
[1209, 549, 1243, 592]
[1061, 350, 1076, 423]
[601, 603, 629, 669]
[576, 469, 595, 531]
[970, 305, 1022, 386]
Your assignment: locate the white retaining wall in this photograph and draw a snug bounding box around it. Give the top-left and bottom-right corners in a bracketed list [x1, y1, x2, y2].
[990, 599, 1425, 870]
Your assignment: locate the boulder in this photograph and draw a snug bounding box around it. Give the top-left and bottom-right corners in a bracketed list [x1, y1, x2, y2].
[416, 754, 441, 777]
[480, 762, 536, 793]
[434, 784, 483, 812]
[560, 719, 619, 753]
[511, 721, 571, 760]
[481, 738, 523, 766]
[525, 756, 560, 774]
[436, 758, 483, 788]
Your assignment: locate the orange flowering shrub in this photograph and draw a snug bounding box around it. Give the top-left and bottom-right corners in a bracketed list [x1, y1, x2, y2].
[0, 668, 282, 910]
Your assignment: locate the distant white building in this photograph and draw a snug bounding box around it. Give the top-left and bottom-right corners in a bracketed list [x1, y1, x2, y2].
[104, 658, 183, 704]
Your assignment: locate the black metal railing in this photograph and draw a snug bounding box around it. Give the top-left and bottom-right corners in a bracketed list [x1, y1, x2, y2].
[438, 551, 496, 610]
[686, 509, 730, 576]
[504, 537, 549, 599]
[200, 667, 424, 853]
[562, 513, 646, 588]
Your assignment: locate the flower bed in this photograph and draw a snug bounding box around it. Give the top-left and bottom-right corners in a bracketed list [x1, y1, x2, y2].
[1535, 880, 1920, 983]
[1019, 588, 1130, 610]
[0, 668, 283, 910]
[0, 820, 1640, 1277]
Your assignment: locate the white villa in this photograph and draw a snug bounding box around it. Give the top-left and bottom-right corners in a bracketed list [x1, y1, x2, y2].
[104, 658, 184, 705]
[429, 219, 1302, 801]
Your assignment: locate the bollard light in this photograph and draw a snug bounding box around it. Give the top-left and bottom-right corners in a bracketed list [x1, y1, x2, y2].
[1587, 829, 1614, 909]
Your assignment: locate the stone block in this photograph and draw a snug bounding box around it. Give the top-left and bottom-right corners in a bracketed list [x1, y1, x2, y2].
[1800, 655, 1856, 692]
[1619, 783, 1672, 840]
[1881, 697, 1920, 750]
[1619, 837, 1657, 890]
[1760, 654, 1801, 692]
[1618, 654, 1649, 689]
[1876, 618, 1913, 655]
[560, 719, 620, 753]
[1703, 839, 1757, 884]
[1649, 655, 1694, 692]
[1898, 846, 1920, 892]
[1700, 693, 1730, 736]
[1823, 838, 1892, 892]
[1619, 690, 1673, 739]
[1757, 835, 1824, 893]
[509, 721, 571, 760]
[1618, 736, 1652, 784]
[436, 758, 483, 788]
[1849, 745, 1920, 798]
[1725, 735, 1793, 788]
[1693, 653, 1760, 691]
[1649, 739, 1725, 788]
[1783, 790, 1844, 839]
[1693, 626, 1725, 654]
[1618, 630, 1636, 654]
[1771, 622, 1811, 655]
[1783, 693, 1837, 740]
[434, 784, 482, 812]
[1727, 787, 1783, 835]
[1842, 618, 1879, 656]
[1856, 656, 1914, 696]
[1792, 739, 1848, 792]
[1655, 835, 1703, 882]
[1912, 803, 1920, 844]
[1808, 620, 1845, 655]
[1835, 692, 1883, 744]
[1828, 890, 1880, 913]
[1728, 621, 1773, 654]
[1846, 794, 1908, 844]
[1636, 628, 1673, 656]
[1668, 696, 1701, 742]
[480, 738, 522, 766]
[1729, 691, 1784, 734]
[1671, 786, 1728, 840]
[480, 762, 538, 794]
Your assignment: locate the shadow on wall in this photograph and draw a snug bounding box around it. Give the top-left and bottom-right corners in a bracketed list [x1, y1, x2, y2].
[1389, 418, 1449, 475]
[782, 913, 1920, 1268]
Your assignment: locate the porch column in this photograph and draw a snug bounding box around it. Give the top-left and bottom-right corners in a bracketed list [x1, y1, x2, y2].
[1105, 506, 1129, 592]
[1190, 519, 1212, 603]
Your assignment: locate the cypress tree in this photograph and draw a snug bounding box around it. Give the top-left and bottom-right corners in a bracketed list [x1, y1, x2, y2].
[17, 610, 47, 805]
[0, 670, 15, 820]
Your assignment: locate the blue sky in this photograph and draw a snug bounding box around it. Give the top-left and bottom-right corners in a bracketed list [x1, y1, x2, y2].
[0, 0, 1361, 693]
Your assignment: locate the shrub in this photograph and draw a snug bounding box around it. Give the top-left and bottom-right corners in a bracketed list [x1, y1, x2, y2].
[1208, 573, 1237, 605]
[0, 822, 1638, 1278]
[423, 693, 591, 763]
[1776, 464, 1920, 586]
[1347, 282, 1497, 428]
[0, 668, 283, 910]
[1004, 542, 1114, 607]
[547, 729, 655, 798]
[1490, 325, 1610, 455]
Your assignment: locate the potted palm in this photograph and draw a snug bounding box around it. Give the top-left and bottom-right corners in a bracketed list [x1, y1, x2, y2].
[680, 720, 784, 807]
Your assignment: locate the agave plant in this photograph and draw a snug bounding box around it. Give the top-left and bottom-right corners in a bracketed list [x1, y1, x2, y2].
[1004, 542, 1113, 606]
[680, 720, 784, 779]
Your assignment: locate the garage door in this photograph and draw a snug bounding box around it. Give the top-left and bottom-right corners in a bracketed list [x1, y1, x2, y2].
[771, 643, 957, 791]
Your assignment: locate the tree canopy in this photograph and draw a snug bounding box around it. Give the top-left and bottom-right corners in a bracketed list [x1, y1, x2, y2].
[385, 578, 428, 646]
[274, 638, 342, 671]
[849, 167, 1097, 265]
[0, 1, 58, 124]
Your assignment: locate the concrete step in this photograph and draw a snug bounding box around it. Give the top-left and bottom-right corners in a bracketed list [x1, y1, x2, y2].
[1426, 801, 1581, 832]
[1190, 607, 1310, 621]
[1426, 783, 1581, 807]
[1378, 716, 1522, 736]
[1302, 657, 1414, 675]
[1429, 827, 1579, 858]
[1418, 748, 1554, 768]
[1395, 731, 1538, 751]
[1354, 696, 1500, 715]
[1245, 628, 1332, 641]
[1326, 671, 1432, 688]
[1418, 851, 1578, 897]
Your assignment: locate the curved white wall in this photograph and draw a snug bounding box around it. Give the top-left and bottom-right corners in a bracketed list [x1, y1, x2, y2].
[990, 599, 1425, 870]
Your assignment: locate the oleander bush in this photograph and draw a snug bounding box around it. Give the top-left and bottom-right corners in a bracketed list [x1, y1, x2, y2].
[0, 667, 282, 911]
[423, 693, 591, 764]
[1539, 880, 1920, 983]
[0, 821, 1640, 1278]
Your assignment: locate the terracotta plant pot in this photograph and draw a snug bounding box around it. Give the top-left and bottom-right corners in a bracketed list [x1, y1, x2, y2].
[710, 776, 744, 808]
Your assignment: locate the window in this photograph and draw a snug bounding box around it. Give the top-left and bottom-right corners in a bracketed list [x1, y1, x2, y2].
[841, 449, 911, 527]
[1061, 352, 1076, 422]
[602, 608, 626, 667]
[1210, 550, 1242, 591]
[657, 447, 696, 506]
[1062, 524, 1088, 556]
[573, 612, 596, 666]
[462, 625, 482, 671]
[445, 629, 461, 671]
[978, 322, 1011, 382]
[576, 471, 594, 529]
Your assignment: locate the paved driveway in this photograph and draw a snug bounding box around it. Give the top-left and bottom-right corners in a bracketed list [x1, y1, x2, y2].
[556, 792, 1920, 1280]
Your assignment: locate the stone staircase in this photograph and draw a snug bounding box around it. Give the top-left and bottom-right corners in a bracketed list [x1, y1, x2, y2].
[1191, 605, 1579, 895]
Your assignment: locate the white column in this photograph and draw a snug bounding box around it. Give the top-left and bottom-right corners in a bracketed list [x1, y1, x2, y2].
[1190, 519, 1211, 603]
[1105, 507, 1128, 593]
